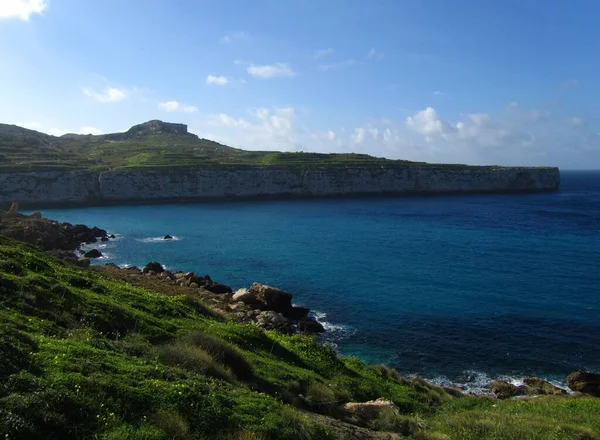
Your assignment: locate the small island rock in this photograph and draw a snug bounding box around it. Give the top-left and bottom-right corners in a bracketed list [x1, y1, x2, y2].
[163, 235, 173, 240]
[84, 249, 102, 258]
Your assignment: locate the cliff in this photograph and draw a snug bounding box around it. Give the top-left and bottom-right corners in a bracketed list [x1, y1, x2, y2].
[0, 166, 560, 208]
[0, 120, 560, 208]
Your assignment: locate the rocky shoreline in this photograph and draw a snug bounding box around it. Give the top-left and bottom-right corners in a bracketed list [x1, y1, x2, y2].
[1, 206, 599, 401]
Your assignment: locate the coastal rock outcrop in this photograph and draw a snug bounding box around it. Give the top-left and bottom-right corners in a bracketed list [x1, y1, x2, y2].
[143, 262, 165, 274]
[0, 209, 109, 251]
[84, 249, 102, 258]
[249, 282, 293, 314]
[567, 371, 600, 396]
[522, 377, 566, 396]
[255, 311, 292, 333]
[489, 380, 523, 399]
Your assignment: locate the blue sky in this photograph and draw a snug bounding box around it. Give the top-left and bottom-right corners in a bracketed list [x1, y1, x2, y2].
[0, 0, 598, 168]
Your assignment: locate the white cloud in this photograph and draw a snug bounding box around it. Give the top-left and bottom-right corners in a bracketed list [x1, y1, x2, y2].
[367, 48, 384, 60]
[311, 48, 334, 60]
[46, 126, 104, 136]
[158, 100, 198, 113]
[82, 86, 128, 103]
[206, 107, 301, 151]
[79, 126, 103, 135]
[318, 59, 356, 71]
[192, 102, 598, 169]
[247, 63, 296, 79]
[406, 107, 454, 140]
[219, 31, 248, 44]
[0, 0, 47, 21]
[352, 128, 366, 144]
[433, 90, 443, 96]
[568, 116, 583, 126]
[47, 128, 66, 137]
[206, 75, 229, 85]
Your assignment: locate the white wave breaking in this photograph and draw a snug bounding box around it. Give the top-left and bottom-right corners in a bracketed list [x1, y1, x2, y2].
[428, 370, 569, 395]
[135, 236, 182, 243]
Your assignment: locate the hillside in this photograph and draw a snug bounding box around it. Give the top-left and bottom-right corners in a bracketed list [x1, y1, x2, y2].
[1, 211, 599, 439]
[1, 120, 472, 173]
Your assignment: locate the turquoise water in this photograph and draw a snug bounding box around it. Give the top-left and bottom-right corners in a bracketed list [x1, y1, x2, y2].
[36, 171, 600, 391]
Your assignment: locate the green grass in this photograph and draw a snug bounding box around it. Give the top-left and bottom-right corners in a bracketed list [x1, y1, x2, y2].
[0, 234, 597, 439]
[0, 122, 522, 173]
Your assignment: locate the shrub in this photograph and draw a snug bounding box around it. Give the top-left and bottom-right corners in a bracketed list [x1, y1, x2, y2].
[101, 423, 166, 440]
[186, 331, 253, 380]
[371, 408, 424, 435]
[118, 333, 155, 358]
[305, 381, 338, 414]
[157, 342, 233, 381]
[152, 409, 191, 440]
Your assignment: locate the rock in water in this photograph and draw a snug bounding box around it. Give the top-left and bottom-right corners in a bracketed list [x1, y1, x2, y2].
[522, 377, 567, 395]
[297, 317, 325, 333]
[285, 306, 310, 320]
[163, 234, 173, 240]
[249, 283, 293, 314]
[84, 249, 102, 258]
[567, 371, 600, 396]
[489, 380, 523, 399]
[143, 261, 165, 274]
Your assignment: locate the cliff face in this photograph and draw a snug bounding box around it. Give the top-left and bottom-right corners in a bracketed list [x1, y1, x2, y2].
[0, 166, 560, 208]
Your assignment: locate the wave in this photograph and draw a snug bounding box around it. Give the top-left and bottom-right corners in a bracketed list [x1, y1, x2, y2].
[427, 370, 569, 395]
[135, 236, 182, 243]
[311, 310, 356, 340]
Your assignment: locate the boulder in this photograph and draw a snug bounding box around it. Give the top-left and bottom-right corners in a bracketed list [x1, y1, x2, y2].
[567, 371, 600, 396]
[255, 311, 292, 333]
[297, 316, 325, 333]
[109, 234, 116, 239]
[143, 261, 165, 274]
[163, 235, 173, 240]
[343, 398, 398, 423]
[30, 211, 42, 219]
[84, 249, 102, 258]
[203, 282, 233, 294]
[91, 226, 108, 238]
[232, 288, 262, 304]
[249, 282, 293, 314]
[522, 377, 567, 396]
[285, 306, 310, 320]
[100, 236, 109, 242]
[489, 380, 523, 399]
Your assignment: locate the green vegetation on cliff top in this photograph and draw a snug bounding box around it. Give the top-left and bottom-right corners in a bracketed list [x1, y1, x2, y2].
[0, 234, 598, 439]
[0, 120, 522, 173]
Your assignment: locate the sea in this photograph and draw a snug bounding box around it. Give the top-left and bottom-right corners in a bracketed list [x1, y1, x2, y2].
[34, 170, 600, 393]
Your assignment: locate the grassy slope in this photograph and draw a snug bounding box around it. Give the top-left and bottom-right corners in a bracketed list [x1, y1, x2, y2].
[1, 236, 599, 439]
[0, 122, 497, 173]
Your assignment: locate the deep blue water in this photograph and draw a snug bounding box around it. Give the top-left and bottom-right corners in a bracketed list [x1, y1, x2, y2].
[36, 171, 600, 390]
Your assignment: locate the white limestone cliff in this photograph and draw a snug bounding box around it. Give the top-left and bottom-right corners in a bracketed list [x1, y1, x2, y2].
[0, 166, 560, 207]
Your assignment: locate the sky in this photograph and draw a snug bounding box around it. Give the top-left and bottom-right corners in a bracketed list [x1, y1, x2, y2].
[0, 0, 598, 168]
